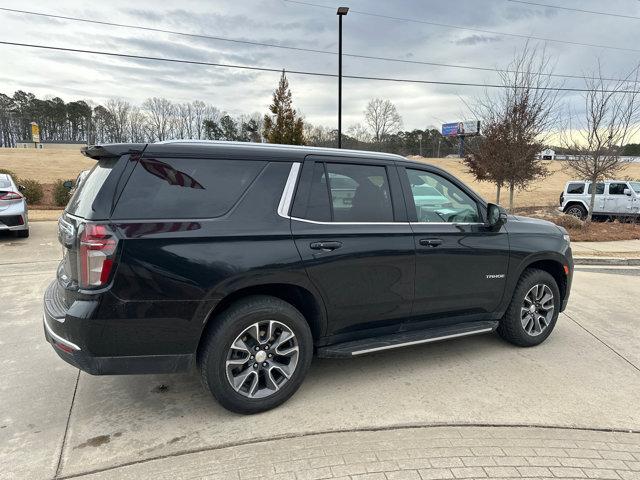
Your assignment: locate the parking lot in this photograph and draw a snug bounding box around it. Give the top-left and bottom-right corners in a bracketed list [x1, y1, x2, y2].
[1, 222, 639, 479]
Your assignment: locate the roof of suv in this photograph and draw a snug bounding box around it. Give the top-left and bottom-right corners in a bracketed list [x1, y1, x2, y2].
[83, 140, 419, 165]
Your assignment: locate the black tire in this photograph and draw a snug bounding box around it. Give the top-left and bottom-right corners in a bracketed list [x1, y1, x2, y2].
[564, 203, 587, 220]
[498, 268, 560, 347]
[14, 229, 29, 238]
[198, 295, 313, 414]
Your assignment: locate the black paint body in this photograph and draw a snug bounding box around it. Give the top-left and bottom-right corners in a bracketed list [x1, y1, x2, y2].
[43, 142, 573, 374]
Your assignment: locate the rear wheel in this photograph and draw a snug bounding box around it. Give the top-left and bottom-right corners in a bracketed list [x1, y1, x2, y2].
[199, 295, 313, 414]
[498, 268, 560, 347]
[564, 204, 586, 220]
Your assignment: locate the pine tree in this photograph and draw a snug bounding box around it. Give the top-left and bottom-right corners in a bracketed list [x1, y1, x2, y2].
[263, 70, 304, 145]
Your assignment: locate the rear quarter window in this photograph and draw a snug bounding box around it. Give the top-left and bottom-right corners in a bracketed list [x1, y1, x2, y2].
[66, 158, 118, 218]
[566, 183, 584, 194]
[112, 157, 266, 219]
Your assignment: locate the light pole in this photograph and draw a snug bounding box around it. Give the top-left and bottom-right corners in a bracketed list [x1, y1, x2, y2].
[418, 133, 423, 157]
[337, 6, 349, 148]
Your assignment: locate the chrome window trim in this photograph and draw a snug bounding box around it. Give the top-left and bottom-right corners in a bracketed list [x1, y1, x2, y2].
[43, 315, 81, 351]
[277, 162, 301, 218]
[277, 163, 487, 227]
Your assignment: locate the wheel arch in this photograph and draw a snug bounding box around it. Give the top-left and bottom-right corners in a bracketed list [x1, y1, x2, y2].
[196, 282, 327, 359]
[562, 200, 588, 213]
[513, 255, 568, 308]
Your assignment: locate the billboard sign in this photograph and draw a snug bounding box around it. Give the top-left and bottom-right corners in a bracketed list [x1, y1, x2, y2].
[30, 122, 40, 143]
[441, 120, 480, 137]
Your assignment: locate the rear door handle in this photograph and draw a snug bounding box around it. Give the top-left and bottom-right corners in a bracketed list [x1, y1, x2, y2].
[310, 241, 343, 251]
[419, 238, 443, 248]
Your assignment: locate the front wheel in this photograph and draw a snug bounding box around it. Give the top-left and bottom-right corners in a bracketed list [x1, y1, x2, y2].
[498, 268, 560, 347]
[199, 295, 313, 414]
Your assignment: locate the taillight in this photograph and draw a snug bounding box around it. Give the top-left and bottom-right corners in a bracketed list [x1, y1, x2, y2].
[0, 191, 22, 200]
[78, 223, 118, 288]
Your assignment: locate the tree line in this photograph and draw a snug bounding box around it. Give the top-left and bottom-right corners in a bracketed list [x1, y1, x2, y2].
[0, 71, 458, 157]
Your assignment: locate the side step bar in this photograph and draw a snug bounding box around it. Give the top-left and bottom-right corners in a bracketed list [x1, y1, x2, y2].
[317, 321, 498, 358]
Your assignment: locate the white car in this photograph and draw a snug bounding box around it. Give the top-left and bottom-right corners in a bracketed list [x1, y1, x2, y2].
[559, 180, 640, 220]
[0, 173, 29, 238]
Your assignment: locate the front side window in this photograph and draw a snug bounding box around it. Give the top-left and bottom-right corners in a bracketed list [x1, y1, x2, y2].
[608, 183, 628, 195]
[588, 183, 605, 195]
[406, 168, 480, 223]
[566, 182, 585, 194]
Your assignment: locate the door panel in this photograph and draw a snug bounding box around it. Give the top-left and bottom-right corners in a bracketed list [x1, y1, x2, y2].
[398, 166, 509, 326]
[290, 158, 415, 336]
[292, 222, 415, 335]
[606, 182, 632, 214]
[410, 223, 509, 320]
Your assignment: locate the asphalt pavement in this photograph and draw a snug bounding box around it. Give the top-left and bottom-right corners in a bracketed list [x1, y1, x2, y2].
[1, 222, 638, 480]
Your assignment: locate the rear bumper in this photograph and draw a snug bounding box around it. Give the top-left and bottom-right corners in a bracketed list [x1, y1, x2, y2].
[43, 280, 193, 375]
[0, 200, 28, 230]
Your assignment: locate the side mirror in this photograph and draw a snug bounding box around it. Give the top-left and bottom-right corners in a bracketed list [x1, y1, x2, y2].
[18, 184, 25, 192]
[624, 188, 632, 196]
[62, 180, 74, 190]
[486, 203, 508, 229]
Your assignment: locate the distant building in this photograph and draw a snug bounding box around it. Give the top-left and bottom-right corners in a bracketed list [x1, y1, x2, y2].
[15, 140, 87, 150]
[539, 148, 555, 160]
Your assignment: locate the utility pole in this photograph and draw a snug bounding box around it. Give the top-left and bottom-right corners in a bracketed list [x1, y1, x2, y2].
[337, 7, 349, 148]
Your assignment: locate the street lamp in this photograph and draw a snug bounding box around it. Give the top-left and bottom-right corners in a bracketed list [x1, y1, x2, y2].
[337, 6, 349, 148]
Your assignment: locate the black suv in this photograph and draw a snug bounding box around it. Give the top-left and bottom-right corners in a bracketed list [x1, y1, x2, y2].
[44, 141, 573, 413]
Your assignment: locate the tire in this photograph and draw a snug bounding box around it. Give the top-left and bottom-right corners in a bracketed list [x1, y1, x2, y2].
[564, 204, 587, 220]
[498, 268, 561, 347]
[199, 295, 313, 414]
[14, 229, 29, 238]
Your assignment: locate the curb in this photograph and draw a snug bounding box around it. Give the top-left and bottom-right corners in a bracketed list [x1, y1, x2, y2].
[574, 256, 640, 266]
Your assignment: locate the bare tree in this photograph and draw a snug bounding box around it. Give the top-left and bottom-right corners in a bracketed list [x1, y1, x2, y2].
[563, 61, 640, 222]
[128, 106, 147, 142]
[466, 44, 561, 209]
[143, 97, 175, 142]
[364, 98, 402, 143]
[191, 100, 207, 139]
[347, 123, 372, 143]
[105, 98, 131, 143]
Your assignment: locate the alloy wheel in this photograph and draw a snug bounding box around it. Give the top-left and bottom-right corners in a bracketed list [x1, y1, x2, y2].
[520, 284, 554, 336]
[225, 320, 299, 398]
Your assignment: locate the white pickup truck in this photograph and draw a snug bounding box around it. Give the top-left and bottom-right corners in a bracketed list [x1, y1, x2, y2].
[559, 180, 640, 220]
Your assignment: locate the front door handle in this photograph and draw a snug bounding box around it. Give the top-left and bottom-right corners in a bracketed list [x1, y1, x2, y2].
[310, 241, 343, 251]
[419, 238, 443, 248]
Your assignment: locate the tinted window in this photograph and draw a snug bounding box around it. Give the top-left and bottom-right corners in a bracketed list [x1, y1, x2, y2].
[588, 183, 605, 195]
[302, 162, 331, 221]
[406, 168, 480, 223]
[326, 163, 393, 222]
[113, 157, 265, 219]
[66, 158, 117, 218]
[609, 183, 627, 195]
[566, 182, 584, 194]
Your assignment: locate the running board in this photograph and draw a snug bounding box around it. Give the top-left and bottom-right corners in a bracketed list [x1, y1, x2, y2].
[317, 321, 498, 358]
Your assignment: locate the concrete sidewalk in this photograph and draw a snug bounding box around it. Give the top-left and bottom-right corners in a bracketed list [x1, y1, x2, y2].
[572, 240, 640, 265]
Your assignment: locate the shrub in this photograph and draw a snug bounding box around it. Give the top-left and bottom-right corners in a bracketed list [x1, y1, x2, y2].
[20, 179, 44, 204]
[53, 179, 73, 207]
[554, 213, 584, 230]
[0, 168, 18, 181]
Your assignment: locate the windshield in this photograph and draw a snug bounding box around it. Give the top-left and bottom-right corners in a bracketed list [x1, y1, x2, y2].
[630, 182, 640, 194]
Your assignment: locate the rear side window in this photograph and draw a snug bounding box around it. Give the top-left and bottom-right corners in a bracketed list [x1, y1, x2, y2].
[113, 157, 265, 219]
[566, 183, 584, 194]
[66, 158, 118, 218]
[588, 183, 605, 195]
[326, 163, 393, 222]
[608, 183, 627, 195]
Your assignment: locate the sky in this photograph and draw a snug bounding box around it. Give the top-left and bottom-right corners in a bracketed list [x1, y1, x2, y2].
[1, 0, 639, 133]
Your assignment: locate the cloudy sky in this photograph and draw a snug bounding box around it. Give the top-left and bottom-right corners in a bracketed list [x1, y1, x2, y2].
[1, 0, 638, 132]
